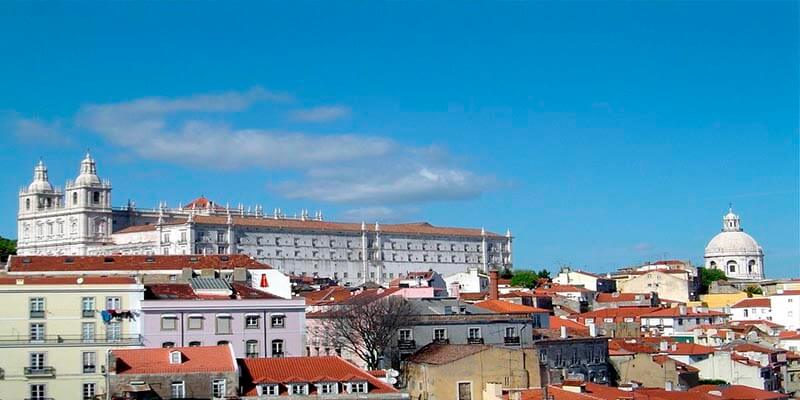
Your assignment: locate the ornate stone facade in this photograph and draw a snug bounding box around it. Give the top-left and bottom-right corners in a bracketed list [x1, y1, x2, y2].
[17, 156, 512, 284]
[704, 208, 765, 280]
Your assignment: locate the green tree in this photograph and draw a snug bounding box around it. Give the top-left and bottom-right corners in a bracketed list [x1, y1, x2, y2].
[700, 268, 727, 294]
[0, 236, 16, 262]
[744, 286, 763, 297]
[537, 269, 551, 280]
[499, 267, 514, 280]
[510, 270, 539, 289]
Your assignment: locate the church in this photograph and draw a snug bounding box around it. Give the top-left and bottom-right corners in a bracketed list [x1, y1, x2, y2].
[704, 207, 765, 280]
[16, 155, 513, 285]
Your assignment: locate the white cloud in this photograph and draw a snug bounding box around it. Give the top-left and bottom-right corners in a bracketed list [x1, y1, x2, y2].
[8, 114, 70, 144]
[290, 105, 351, 122]
[75, 87, 491, 205]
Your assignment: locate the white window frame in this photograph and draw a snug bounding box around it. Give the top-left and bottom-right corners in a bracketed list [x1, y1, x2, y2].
[82, 382, 96, 400]
[261, 384, 279, 396]
[245, 315, 260, 329]
[348, 381, 368, 393]
[169, 351, 182, 364]
[468, 327, 482, 339]
[212, 379, 226, 398]
[271, 314, 285, 328]
[290, 383, 309, 395]
[187, 315, 203, 330]
[434, 328, 447, 340]
[105, 297, 121, 310]
[171, 381, 186, 398]
[457, 381, 473, 400]
[399, 328, 413, 341]
[318, 382, 338, 394]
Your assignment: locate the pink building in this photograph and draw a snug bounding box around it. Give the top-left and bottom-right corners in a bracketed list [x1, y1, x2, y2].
[141, 278, 305, 359]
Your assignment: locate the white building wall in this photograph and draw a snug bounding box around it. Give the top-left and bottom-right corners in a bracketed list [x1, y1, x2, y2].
[770, 293, 800, 330]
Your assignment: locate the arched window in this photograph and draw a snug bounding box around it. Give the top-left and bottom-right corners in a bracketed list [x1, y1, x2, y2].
[188, 341, 201, 347]
[162, 342, 175, 348]
[25, 198, 30, 210]
[45, 198, 52, 208]
[709, 261, 717, 269]
[93, 191, 100, 204]
[748, 260, 756, 274]
[245, 340, 259, 358]
[217, 340, 229, 346]
[727, 261, 737, 273]
[72, 192, 78, 205]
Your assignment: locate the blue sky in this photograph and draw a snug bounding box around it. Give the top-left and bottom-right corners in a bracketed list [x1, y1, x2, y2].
[1, 2, 797, 278]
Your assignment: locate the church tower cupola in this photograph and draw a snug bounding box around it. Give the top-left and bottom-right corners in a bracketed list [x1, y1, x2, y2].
[722, 207, 742, 232]
[28, 160, 54, 193]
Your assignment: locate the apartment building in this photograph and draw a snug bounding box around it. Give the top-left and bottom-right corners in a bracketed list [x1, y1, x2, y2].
[0, 276, 144, 400]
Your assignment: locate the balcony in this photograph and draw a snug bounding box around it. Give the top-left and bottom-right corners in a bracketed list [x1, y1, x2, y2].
[83, 364, 96, 373]
[467, 337, 484, 344]
[397, 340, 416, 351]
[272, 352, 285, 358]
[25, 398, 54, 400]
[82, 310, 95, 318]
[0, 334, 143, 347]
[504, 336, 521, 346]
[30, 310, 45, 319]
[24, 366, 55, 377]
[432, 338, 450, 345]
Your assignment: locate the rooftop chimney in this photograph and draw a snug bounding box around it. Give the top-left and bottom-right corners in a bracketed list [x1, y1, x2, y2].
[449, 282, 461, 299]
[678, 306, 687, 316]
[489, 269, 499, 301]
[562, 380, 586, 393]
[589, 323, 597, 337]
[659, 341, 668, 352]
[560, 326, 568, 339]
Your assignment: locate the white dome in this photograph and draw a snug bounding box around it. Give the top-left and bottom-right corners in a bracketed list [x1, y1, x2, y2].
[27, 180, 53, 192]
[705, 231, 762, 255]
[74, 173, 101, 186]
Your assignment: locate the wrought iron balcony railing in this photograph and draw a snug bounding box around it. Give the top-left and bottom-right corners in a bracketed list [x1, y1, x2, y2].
[24, 366, 55, 377]
[0, 334, 142, 347]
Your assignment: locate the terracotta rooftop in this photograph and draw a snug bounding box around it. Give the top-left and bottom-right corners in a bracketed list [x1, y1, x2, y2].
[184, 196, 227, 210]
[0, 276, 137, 285]
[152, 214, 502, 238]
[300, 286, 355, 305]
[407, 344, 491, 365]
[779, 330, 800, 340]
[240, 356, 398, 396]
[731, 297, 771, 308]
[8, 255, 267, 272]
[473, 299, 549, 314]
[772, 290, 800, 296]
[114, 224, 158, 234]
[549, 316, 590, 335]
[113, 345, 235, 374]
[534, 284, 591, 294]
[689, 384, 790, 400]
[731, 342, 786, 354]
[576, 307, 662, 321]
[145, 282, 280, 300]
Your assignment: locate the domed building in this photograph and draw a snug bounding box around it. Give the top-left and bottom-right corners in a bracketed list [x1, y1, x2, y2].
[704, 208, 764, 280]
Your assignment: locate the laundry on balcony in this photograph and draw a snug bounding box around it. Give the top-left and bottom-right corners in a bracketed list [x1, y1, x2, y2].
[101, 309, 139, 323]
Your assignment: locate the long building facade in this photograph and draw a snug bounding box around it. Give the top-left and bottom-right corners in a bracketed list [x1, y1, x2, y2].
[17, 155, 513, 284]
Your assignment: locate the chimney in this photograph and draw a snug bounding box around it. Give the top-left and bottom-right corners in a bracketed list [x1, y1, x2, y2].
[670, 343, 677, 352]
[589, 323, 597, 337]
[659, 341, 668, 352]
[678, 306, 687, 316]
[562, 380, 586, 393]
[489, 269, 499, 301]
[449, 282, 461, 299]
[560, 326, 568, 339]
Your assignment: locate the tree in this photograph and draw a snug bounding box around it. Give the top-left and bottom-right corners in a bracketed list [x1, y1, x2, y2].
[0, 236, 16, 262]
[315, 295, 414, 370]
[499, 267, 514, 280]
[536, 269, 551, 280]
[700, 268, 727, 294]
[744, 285, 763, 297]
[510, 270, 539, 289]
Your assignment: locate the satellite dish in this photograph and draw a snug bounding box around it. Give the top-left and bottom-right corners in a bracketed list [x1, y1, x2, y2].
[77, 277, 84, 284]
[387, 377, 397, 385]
[387, 369, 400, 377]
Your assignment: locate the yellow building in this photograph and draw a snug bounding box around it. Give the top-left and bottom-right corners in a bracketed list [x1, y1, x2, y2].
[0, 276, 144, 400]
[700, 292, 749, 310]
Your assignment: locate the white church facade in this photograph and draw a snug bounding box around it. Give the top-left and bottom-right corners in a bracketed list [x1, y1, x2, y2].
[704, 208, 765, 280]
[17, 155, 513, 285]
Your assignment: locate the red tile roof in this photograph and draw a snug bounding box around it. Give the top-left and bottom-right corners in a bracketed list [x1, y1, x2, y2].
[114, 224, 158, 234]
[549, 316, 590, 335]
[240, 356, 398, 396]
[779, 330, 800, 340]
[0, 276, 137, 285]
[113, 345, 235, 374]
[731, 297, 771, 308]
[689, 384, 790, 400]
[535, 284, 591, 294]
[652, 355, 699, 373]
[183, 215, 501, 238]
[407, 344, 491, 365]
[458, 291, 488, 301]
[300, 286, 355, 305]
[773, 290, 800, 296]
[8, 255, 267, 272]
[663, 343, 715, 356]
[473, 299, 549, 314]
[145, 282, 280, 300]
[576, 307, 661, 321]
[184, 196, 227, 210]
[732, 343, 786, 354]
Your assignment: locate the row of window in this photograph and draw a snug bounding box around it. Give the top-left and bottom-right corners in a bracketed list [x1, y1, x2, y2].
[28, 321, 122, 342]
[397, 326, 519, 341]
[28, 350, 98, 374]
[161, 339, 285, 357]
[538, 347, 607, 365]
[159, 379, 226, 398]
[23, 190, 104, 212]
[161, 314, 285, 332]
[258, 381, 368, 396]
[28, 383, 97, 400]
[28, 296, 120, 318]
[21, 218, 107, 240]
